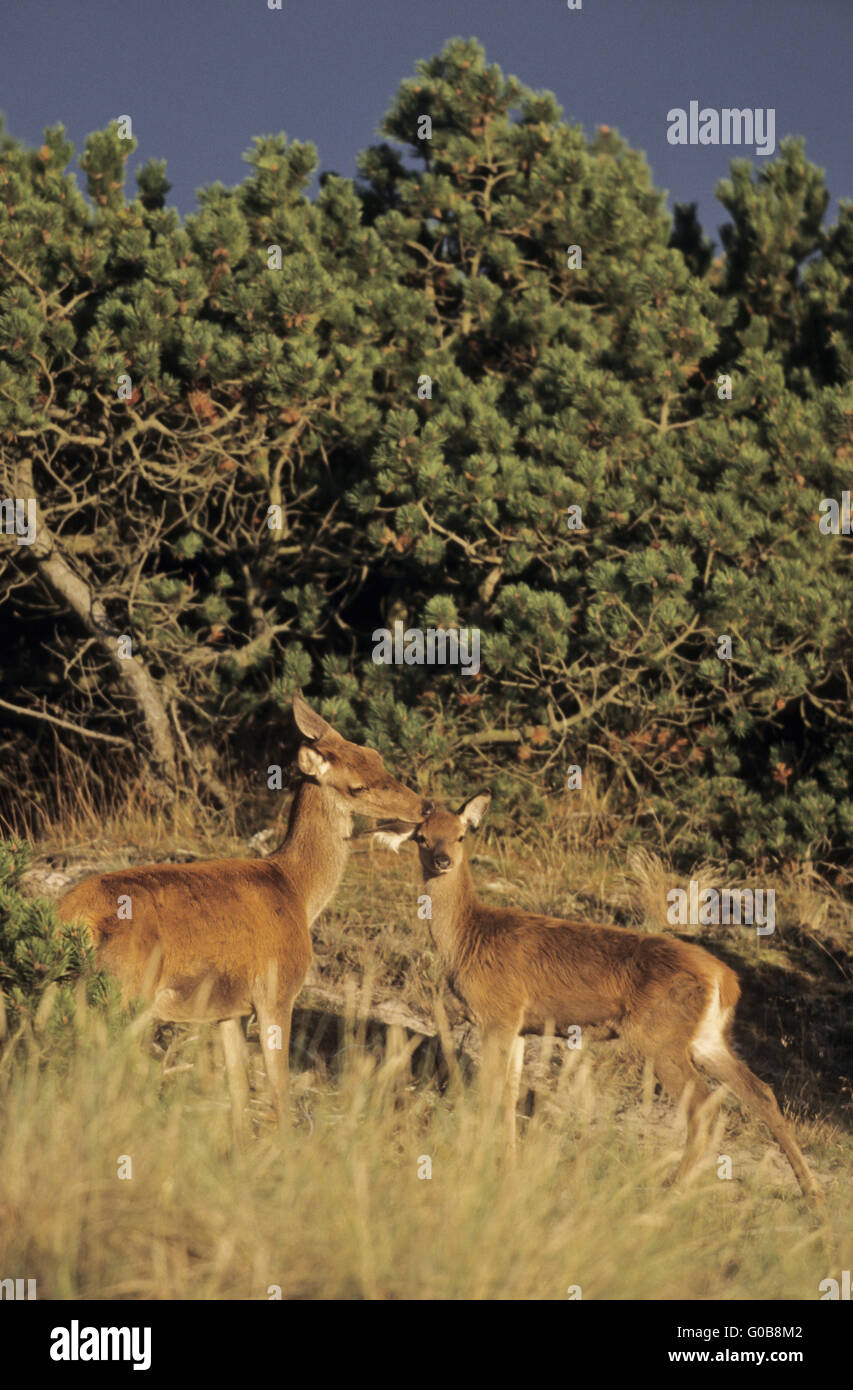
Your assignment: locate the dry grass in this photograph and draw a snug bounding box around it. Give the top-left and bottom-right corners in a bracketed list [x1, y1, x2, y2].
[0, 749, 271, 864]
[0, 994, 848, 1301]
[2, 784, 851, 1301]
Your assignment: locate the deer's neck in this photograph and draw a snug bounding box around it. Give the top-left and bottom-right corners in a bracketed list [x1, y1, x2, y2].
[422, 856, 478, 973]
[271, 781, 352, 925]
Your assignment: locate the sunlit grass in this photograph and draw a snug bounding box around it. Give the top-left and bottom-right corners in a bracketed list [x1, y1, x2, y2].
[0, 997, 847, 1301]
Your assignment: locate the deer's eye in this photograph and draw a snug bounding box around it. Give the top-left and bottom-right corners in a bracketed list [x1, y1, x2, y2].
[349, 786, 367, 795]
[457, 836, 464, 842]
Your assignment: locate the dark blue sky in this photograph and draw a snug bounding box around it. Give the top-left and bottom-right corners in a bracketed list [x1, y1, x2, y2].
[3, 0, 851, 248]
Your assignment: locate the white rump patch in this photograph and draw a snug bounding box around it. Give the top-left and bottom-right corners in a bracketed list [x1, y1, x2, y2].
[689, 978, 732, 1064]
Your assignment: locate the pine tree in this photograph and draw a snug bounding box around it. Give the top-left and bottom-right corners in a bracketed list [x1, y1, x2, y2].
[1, 46, 851, 863]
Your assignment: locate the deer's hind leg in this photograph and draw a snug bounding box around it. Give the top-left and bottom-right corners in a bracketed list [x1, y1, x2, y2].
[696, 1045, 820, 1201]
[653, 1049, 722, 1184]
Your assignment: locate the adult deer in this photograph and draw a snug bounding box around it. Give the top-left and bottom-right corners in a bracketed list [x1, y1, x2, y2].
[374, 792, 820, 1201]
[57, 691, 428, 1136]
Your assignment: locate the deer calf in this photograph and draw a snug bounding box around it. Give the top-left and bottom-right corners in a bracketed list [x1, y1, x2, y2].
[375, 792, 820, 1200]
[58, 691, 428, 1136]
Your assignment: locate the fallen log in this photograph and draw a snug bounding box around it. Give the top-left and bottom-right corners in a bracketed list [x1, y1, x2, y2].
[291, 978, 482, 1074]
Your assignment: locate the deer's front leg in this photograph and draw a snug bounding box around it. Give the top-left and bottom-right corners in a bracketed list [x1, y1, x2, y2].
[480, 1024, 522, 1153]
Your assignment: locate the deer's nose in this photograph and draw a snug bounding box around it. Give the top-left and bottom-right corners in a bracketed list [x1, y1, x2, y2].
[433, 852, 451, 870]
[421, 799, 435, 816]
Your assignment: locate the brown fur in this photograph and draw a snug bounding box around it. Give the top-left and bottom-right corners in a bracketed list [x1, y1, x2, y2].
[375, 794, 820, 1200]
[57, 692, 428, 1136]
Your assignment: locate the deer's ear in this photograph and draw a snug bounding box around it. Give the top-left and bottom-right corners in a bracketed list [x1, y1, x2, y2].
[292, 690, 334, 742]
[458, 790, 491, 830]
[370, 822, 417, 854]
[297, 745, 331, 780]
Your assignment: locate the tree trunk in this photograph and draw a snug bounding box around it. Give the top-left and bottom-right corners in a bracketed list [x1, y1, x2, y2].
[15, 463, 180, 800]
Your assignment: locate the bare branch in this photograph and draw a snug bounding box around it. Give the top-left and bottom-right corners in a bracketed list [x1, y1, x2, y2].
[0, 696, 132, 746]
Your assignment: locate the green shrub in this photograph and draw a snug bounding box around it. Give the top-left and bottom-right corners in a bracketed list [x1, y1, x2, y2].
[0, 839, 117, 1047]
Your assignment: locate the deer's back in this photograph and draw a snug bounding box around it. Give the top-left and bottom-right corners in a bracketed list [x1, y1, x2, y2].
[457, 905, 736, 1035]
[57, 857, 311, 1003]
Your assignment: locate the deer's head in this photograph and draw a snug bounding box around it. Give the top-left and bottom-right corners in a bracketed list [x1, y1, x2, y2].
[372, 791, 491, 878]
[292, 690, 429, 823]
